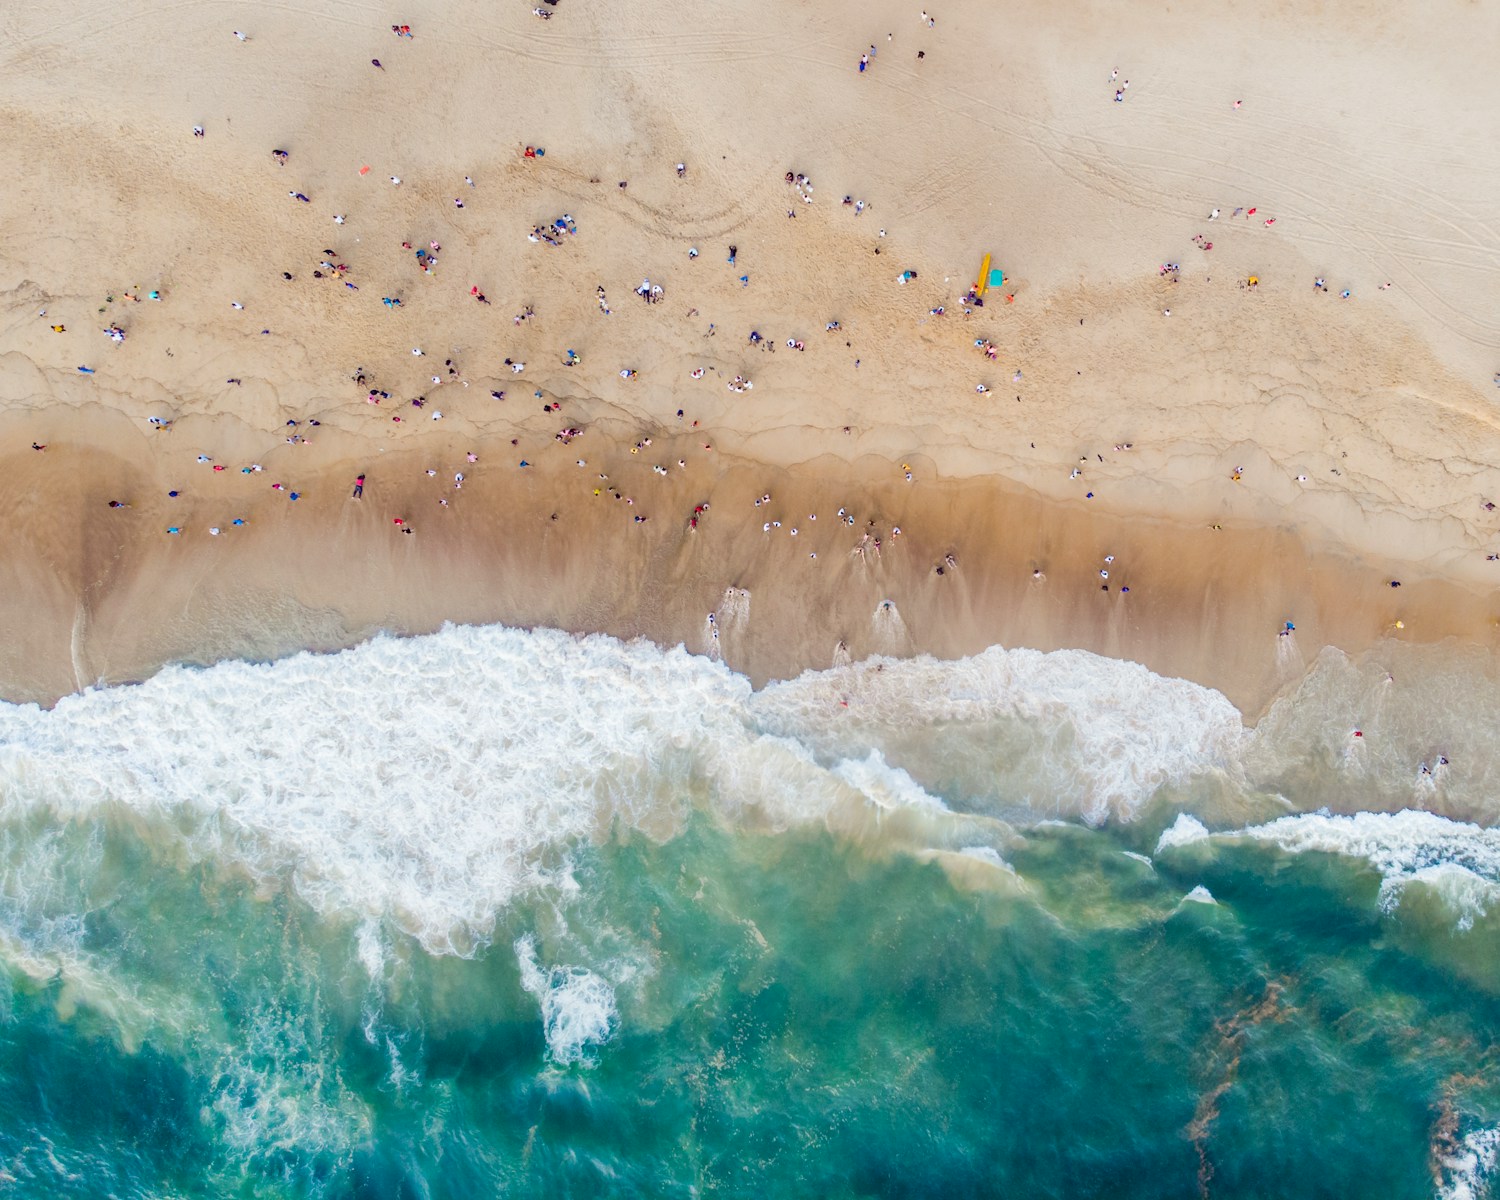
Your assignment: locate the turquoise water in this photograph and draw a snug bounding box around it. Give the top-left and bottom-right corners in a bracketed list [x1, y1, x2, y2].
[0, 626, 1495, 1198]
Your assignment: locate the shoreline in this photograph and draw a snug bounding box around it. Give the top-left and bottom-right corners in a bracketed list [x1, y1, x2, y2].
[3, 401, 1496, 719]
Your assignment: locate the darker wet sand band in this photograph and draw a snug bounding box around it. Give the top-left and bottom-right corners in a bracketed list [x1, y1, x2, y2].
[1, 405, 1490, 719]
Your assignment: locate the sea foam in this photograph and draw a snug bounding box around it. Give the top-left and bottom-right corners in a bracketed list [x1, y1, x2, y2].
[0, 626, 1254, 953]
[1156, 813, 1211, 852]
[515, 934, 619, 1065]
[1440, 1127, 1500, 1200]
[1232, 810, 1500, 928]
[1155, 808, 1500, 932]
[753, 646, 1247, 824]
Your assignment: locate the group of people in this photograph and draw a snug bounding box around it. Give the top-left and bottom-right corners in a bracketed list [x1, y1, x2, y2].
[528, 215, 577, 246]
[50, 10, 981, 604]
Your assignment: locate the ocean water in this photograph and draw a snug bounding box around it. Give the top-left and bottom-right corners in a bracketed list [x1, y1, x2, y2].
[0, 624, 1496, 1199]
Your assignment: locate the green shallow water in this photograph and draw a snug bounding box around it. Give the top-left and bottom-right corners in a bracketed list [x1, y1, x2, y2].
[1, 812, 1496, 1200]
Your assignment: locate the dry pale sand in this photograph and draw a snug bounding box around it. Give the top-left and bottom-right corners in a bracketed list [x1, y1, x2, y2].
[2, 0, 1500, 716]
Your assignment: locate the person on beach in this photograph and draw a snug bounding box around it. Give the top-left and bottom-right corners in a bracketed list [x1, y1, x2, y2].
[352, 474, 365, 499]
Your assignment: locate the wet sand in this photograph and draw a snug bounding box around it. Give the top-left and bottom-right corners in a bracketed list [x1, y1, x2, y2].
[2, 401, 1495, 718]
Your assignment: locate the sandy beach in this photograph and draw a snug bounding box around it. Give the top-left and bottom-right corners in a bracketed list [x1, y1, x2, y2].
[4, 0, 1500, 715]
[9, 5, 1500, 1184]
